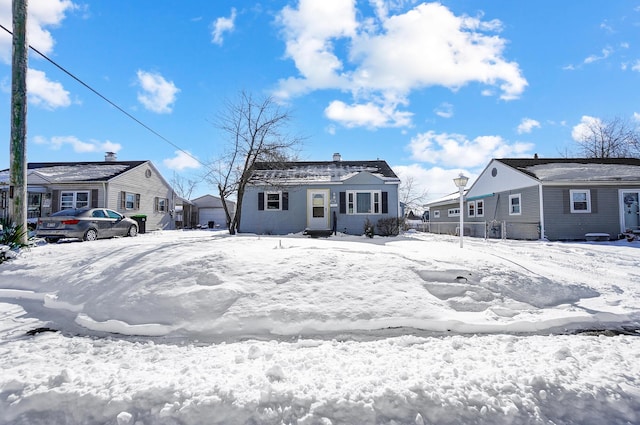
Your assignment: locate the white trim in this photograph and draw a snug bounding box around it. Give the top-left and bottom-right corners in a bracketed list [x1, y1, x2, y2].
[538, 183, 545, 240]
[346, 190, 382, 215]
[509, 193, 522, 215]
[569, 189, 591, 213]
[265, 191, 283, 211]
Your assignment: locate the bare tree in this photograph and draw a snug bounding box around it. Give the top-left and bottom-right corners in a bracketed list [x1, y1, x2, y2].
[574, 116, 640, 158]
[170, 172, 198, 200]
[399, 176, 428, 216]
[206, 91, 302, 234]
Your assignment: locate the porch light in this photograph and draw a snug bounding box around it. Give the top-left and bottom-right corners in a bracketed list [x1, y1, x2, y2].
[453, 173, 469, 248]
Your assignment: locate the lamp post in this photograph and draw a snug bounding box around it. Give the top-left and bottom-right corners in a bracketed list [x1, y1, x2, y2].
[453, 173, 469, 248]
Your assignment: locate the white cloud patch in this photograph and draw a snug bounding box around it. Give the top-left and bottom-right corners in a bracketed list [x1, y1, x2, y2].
[517, 118, 541, 134]
[136, 70, 180, 114]
[393, 163, 475, 203]
[632, 60, 640, 72]
[211, 8, 236, 45]
[434, 102, 454, 118]
[408, 130, 534, 168]
[276, 1, 526, 129]
[633, 112, 640, 122]
[0, 0, 76, 63]
[324, 100, 412, 128]
[571, 115, 601, 141]
[584, 47, 613, 64]
[27, 68, 71, 109]
[163, 151, 201, 171]
[33, 135, 122, 153]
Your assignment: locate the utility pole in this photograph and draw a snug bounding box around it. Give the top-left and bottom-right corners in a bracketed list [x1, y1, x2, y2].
[9, 0, 28, 244]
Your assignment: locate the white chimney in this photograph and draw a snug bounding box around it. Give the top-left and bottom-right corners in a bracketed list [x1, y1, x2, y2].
[332, 153, 342, 162]
[105, 152, 117, 162]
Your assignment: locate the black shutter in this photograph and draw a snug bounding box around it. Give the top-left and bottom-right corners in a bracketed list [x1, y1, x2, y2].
[135, 194, 141, 210]
[258, 192, 264, 210]
[591, 189, 597, 214]
[382, 191, 388, 214]
[282, 192, 289, 210]
[91, 189, 99, 208]
[120, 191, 126, 210]
[339, 192, 346, 214]
[51, 190, 60, 213]
[562, 190, 570, 214]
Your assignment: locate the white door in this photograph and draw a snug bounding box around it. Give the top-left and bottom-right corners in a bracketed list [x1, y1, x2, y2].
[307, 189, 330, 230]
[621, 190, 640, 232]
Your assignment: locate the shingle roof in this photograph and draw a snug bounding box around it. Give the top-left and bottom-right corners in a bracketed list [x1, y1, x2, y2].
[249, 160, 399, 184]
[497, 158, 640, 182]
[26, 161, 147, 183]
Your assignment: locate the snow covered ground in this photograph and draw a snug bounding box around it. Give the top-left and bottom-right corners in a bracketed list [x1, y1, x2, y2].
[0, 230, 639, 425]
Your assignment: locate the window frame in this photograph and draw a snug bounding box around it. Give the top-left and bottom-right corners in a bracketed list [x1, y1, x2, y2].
[60, 191, 89, 209]
[509, 194, 522, 215]
[432, 210, 441, 219]
[570, 189, 591, 213]
[467, 202, 475, 218]
[448, 208, 460, 217]
[346, 190, 382, 215]
[476, 200, 484, 217]
[266, 191, 282, 211]
[125, 193, 136, 210]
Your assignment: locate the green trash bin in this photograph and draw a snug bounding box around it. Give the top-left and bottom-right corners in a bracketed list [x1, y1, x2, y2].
[131, 214, 147, 234]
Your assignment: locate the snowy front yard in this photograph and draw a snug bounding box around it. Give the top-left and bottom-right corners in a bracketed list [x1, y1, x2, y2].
[1, 231, 639, 424]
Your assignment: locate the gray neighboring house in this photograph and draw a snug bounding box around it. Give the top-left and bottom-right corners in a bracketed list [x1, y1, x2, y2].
[427, 157, 640, 241]
[0, 154, 176, 232]
[191, 194, 236, 228]
[240, 154, 401, 235]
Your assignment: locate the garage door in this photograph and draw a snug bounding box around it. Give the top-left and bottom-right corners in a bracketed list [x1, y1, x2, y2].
[199, 208, 227, 228]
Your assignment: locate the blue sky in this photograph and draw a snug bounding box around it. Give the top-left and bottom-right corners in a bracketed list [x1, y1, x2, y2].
[1, 1, 639, 202]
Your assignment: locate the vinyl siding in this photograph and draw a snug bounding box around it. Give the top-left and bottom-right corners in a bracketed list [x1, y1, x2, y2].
[109, 162, 175, 231]
[542, 186, 621, 240]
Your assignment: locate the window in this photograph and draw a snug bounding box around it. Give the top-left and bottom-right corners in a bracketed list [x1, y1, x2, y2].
[468, 202, 475, 217]
[346, 190, 381, 215]
[570, 189, 591, 213]
[258, 192, 288, 211]
[120, 192, 140, 210]
[476, 200, 484, 217]
[155, 197, 169, 212]
[433, 210, 441, 219]
[126, 193, 136, 210]
[509, 194, 521, 215]
[61, 191, 89, 209]
[448, 208, 460, 217]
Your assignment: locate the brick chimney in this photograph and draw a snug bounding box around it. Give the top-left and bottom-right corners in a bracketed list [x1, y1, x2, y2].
[105, 152, 117, 162]
[332, 153, 342, 162]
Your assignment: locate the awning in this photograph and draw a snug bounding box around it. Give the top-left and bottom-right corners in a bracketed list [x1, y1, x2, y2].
[465, 193, 494, 201]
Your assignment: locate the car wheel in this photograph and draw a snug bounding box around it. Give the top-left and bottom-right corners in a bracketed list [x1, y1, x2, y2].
[83, 228, 98, 241]
[45, 237, 60, 244]
[127, 225, 138, 237]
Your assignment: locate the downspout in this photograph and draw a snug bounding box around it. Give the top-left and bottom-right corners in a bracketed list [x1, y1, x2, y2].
[538, 182, 545, 240]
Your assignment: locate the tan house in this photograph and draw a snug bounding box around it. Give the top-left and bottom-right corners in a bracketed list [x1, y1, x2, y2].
[0, 154, 176, 231]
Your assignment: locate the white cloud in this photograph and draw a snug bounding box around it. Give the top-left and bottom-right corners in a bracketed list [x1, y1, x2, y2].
[27, 68, 71, 109]
[632, 60, 640, 72]
[633, 112, 640, 122]
[324, 100, 412, 128]
[275, 1, 526, 129]
[211, 8, 236, 45]
[136, 70, 180, 114]
[571, 115, 601, 141]
[407, 130, 534, 168]
[517, 118, 541, 134]
[33, 135, 122, 153]
[584, 47, 613, 64]
[163, 151, 201, 171]
[434, 102, 454, 118]
[0, 0, 76, 63]
[393, 163, 475, 204]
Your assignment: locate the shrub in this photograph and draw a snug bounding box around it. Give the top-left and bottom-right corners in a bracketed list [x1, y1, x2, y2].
[363, 218, 375, 238]
[376, 217, 402, 236]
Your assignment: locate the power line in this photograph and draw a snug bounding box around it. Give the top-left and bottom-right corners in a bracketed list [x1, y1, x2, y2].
[0, 23, 209, 170]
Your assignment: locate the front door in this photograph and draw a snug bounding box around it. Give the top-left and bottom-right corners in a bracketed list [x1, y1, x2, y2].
[307, 189, 330, 230]
[621, 190, 640, 233]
